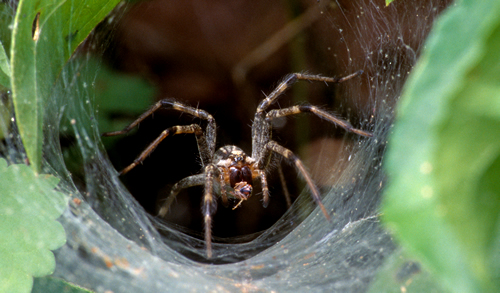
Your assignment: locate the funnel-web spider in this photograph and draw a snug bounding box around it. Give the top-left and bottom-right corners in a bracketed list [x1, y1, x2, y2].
[103, 70, 372, 258]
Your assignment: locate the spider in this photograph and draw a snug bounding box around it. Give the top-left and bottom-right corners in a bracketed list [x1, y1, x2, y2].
[103, 70, 372, 258]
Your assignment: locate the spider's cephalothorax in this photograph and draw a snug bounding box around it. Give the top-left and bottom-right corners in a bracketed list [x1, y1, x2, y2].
[103, 71, 372, 258]
[214, 145, 257, 204]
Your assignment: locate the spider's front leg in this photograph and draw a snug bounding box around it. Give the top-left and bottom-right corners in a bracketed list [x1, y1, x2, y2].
[102, 100, 217, 174]
[116, 124, 204, 175]
[202, 164, 218, 259]
[255, 71, 364, 114]
[266, 105, 372, 137]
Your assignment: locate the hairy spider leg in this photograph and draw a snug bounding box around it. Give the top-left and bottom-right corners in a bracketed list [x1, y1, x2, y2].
[214, 145, 242, 204]
[118, 124, 203, 175]
[262, 104, 372, 216]
[103, 72, 370, 259]
[266, 105, 373, 137]
[102, 100, 217, 173]
[158, 174, 205, 217]
[252, 70, 364, 163]
[160, 101, 217, 165]
[101, 100, 165, 137]
[265, 140, 331, 221]
[255, 70, 363, 114]
[258, 169, 270, 208]
[203, 164, 218, 259]
[250, 71, 367, 217]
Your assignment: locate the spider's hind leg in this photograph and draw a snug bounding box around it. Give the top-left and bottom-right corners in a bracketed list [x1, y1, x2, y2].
[158, 173, 205, 217]
[265, 140, 331, 221]
[276, 164, 292, 208]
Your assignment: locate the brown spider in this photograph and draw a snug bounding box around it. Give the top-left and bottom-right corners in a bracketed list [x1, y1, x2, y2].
[103, 71, 372, 258]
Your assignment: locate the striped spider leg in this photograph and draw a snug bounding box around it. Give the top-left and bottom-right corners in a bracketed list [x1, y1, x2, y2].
[250, 70, 372, 222]
[103, 70, 372, 259]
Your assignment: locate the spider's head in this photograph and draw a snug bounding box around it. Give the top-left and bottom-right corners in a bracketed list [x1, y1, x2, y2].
[228, 151, 254, 199]
[216, 145, 256, 200]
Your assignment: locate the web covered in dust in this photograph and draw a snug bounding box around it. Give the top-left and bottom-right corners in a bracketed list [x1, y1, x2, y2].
[3, 1, 450, 292]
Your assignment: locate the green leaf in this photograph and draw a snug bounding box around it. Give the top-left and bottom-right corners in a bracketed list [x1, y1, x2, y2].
[33, 277, 95, 293]
[383, 0, 500, 292]
[0, 158, 68, 293]
[60, 57, 156, 177]
[92, 59, 157, 135]
[385, 0, 396, 6]
[0, 39, 10, 88]
[11, 0, 121, 173]
[0, 3, 14, 58]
